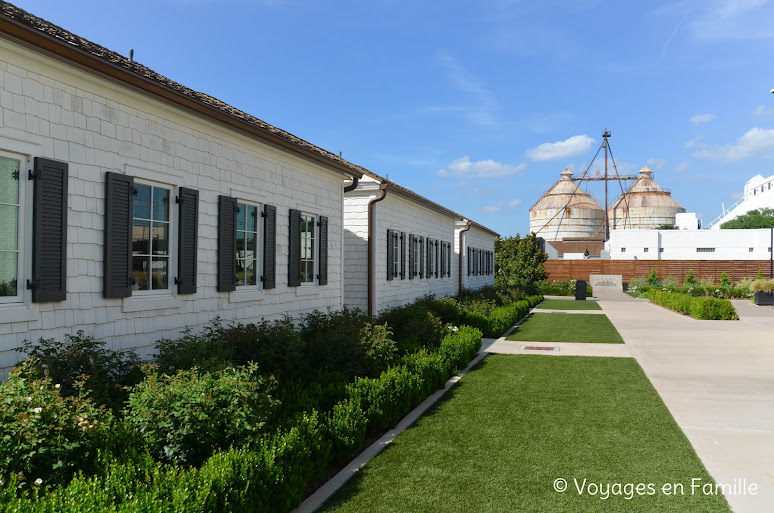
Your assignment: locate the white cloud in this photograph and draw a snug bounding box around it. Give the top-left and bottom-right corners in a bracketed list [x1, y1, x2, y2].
[483, 198, 522, 214]
[525, 135, 595, 161]
[690, 114, 715, 126]
[674, 162, 691, 173]
[683, 136, 707, 150]
[646, 158, 667, 169]
[691, 127, 774, 161]
[753, 104, 774, 116]
[483, 204, 502, 214]
[438, 156, 526, 178]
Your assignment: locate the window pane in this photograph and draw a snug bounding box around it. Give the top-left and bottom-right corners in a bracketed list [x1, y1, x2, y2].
[133, 184, 151, 219]
[132, 220, 150, 255]
[152, 187, 169, 221]
[0, 157, 20, 205]
[236, 231, 246, 286]
[246, 205, 257, 232]
[0, 252, 17, 297]
[132, 256, 149, 290]
[245, 254, 256, 286]
[151, 222, 169, 255]
[0, 205, 19, 251]
[237, 203, 246, 232]
[151, 257, 169, 290]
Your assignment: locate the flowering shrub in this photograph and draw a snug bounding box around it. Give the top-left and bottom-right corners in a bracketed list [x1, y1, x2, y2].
[125, 364, 278, 466]
[0, 359, 110, 492]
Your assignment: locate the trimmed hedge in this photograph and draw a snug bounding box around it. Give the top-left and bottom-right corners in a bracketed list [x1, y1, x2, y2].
[2, 328, 483, 513]
[647, 289, 739, 320]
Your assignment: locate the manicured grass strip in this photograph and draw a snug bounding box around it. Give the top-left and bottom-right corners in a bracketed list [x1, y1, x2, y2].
[537, 298, 602, 311]
[506, 313, 624, 344]
[319, 355, 730, 513]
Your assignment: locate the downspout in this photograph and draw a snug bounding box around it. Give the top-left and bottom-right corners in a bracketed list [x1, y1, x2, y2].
[343, 176, 359, 193]
[367, 184, 388, 317]
[458, 220, 472, 295]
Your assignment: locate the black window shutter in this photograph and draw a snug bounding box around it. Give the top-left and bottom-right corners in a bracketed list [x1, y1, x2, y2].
[419, 236, 424, 279]
[31, 158, 68, 302]
[263, 204, 276, 289]
[318, 215, 328, 285]
[435, 240, 439, 278]
[288, 209, 301, 287]
[104, 172, 134, 298]
[426, 238, 432, 279]
[447, 242, 452, 277]
[400, 232, 406, 279]
[440, 242, 445, 277]
[408, 234, 415, 279]
[217, 195, 237, 292]
[466, 247, 471, 276]
[386, 229, 394, 281]
[176, 187, 198, 295]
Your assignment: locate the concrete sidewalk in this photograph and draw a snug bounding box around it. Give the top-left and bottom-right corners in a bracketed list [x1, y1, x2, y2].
[598, 293, 774, 513]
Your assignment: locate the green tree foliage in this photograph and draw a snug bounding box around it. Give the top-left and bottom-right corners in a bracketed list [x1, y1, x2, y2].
[494, 233, 547, 294]
[656, 224, 678, 230]
[720, 208, 774, 229]
[646, 269, 659, 285]
[684, 270, 698, 287]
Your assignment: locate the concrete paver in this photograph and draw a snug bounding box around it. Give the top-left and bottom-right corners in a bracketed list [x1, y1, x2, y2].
[599, 292, 774, 513]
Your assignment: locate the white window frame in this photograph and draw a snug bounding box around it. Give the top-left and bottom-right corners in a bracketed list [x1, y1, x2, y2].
[235, 200, 262, 289]
[300, 212, 316, 285]
[131, 178, 176, 297]
[0, 150, 27, 305]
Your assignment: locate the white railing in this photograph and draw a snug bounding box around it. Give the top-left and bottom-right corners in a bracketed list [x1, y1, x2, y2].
[704, 195, 746, 229]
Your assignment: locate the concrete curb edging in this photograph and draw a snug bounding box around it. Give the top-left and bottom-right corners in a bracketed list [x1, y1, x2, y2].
[291, 345, 490, 513]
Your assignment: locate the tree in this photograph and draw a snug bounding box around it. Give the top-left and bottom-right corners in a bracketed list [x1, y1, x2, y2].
[720, 208, 774, 229]
[494, 233, 547, 293]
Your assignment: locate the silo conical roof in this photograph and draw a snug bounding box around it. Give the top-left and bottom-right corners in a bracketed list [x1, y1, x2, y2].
[530, 168, 604, 240]
[609, 166, 685, 230]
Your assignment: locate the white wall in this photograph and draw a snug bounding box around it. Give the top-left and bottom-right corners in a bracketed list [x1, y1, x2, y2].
[371, 193, 458, 314]
[607, 228, 773, 260]
[0, 38, 347, 369]
[459, 225, 496, 291]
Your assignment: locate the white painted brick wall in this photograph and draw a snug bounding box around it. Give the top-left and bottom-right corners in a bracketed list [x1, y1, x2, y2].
[372, 194, 458, 314]
[458, 226, 496, 292]
[0, 38, 347, 370]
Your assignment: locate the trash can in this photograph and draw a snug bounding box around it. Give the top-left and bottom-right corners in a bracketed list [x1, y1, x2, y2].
[575, 280, 587, 301]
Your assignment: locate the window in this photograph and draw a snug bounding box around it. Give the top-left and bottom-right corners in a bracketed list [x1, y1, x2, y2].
[300, 213, 315, 284]
[427, 238, 436, 278]
[0, 154, 22, 303]
[132, 183, 171, 292]
[236, 203, 259, 287]
[392, 230, 400, 279]
[414, 236, 422, 277]
[621, 248, 626, 253]
[644, 248, 649, 253]
[696, 248, 715, 253]
[749, 247, 754, 253]
[659, 248, 664, 253]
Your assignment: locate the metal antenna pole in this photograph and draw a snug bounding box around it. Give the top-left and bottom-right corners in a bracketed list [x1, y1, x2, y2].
[603, 129, 611, 241]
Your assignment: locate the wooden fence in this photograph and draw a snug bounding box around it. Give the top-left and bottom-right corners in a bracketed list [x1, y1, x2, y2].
[544, 259, 773, 284]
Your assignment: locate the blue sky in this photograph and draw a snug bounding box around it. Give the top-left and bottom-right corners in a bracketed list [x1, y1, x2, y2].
[14, 0, 774, 237]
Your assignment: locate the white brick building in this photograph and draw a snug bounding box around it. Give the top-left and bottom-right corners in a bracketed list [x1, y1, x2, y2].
[344, 174, 496, 316]
[0, 3, 364, 368]
[0, 3, 499, 368]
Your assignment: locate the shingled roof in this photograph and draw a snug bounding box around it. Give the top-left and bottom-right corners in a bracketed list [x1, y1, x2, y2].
[0, 0, 499, 238]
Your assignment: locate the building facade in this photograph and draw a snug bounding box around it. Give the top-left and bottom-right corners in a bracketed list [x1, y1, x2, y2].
[606, 229, 773, 260]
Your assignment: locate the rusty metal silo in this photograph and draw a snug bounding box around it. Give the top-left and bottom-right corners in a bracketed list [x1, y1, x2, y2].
[530, 168, 604, 241]
[608, 166, 685, 230]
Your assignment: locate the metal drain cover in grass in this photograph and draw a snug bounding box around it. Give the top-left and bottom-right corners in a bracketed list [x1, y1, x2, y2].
[524, 346, 555, 351]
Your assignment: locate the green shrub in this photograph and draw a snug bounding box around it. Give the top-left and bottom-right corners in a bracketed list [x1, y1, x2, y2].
[300, 308, 370, 378]
[627, 277, 649, 292]
[125, 364, 278, 466]
[20, 331, 142, 412]
[377, 301, 445, 355]
[647, 290, 738, 320]
[720, 272, 732, 288]
[647, 269, 660, 285]
[750, 279, 774, 293]
[661, 275, 680, 287]
[0, 359, 111, 492]
[683, 270, 698, 287]
[359, 323, 398, 377]
[326, 397, 368, 461]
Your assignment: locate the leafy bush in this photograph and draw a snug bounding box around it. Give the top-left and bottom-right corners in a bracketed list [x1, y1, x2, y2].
[720, 272, 732, 288]
[20, 331, 142, 412]
[683, 270, 698, 287]
[377, 300, 445, 355]
[627, 277, 649, 292]
[647, 269, 660, 285]
[698, 277, 716, 287]
[750, 279, 774, 293]
[661, 275, 680, 288]
[359, 323, 398, 377]
[125, 364, 279, 466]
[647, 290, 738, 320]
[0, 359, 111, 492]
[539, 279, 592, 297]
[300, 308, 370, 378]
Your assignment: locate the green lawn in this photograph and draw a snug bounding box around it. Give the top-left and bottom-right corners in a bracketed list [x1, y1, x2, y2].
[506, 313, 625, 344]
[319, 355, 730, 513]
[537, 298, 602, 311]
